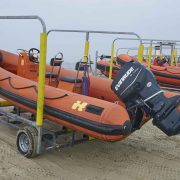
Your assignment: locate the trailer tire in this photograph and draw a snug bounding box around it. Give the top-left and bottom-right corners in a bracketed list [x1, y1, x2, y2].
[16, 126, 38, 158]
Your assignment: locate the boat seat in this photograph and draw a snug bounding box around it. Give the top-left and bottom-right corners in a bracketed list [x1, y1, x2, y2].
[45, 72, 58, 78]
[50, 58, 63, 66]
[60, 76, 82, 83]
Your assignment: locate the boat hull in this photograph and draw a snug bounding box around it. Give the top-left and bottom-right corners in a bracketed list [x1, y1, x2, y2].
[97, 54, 180, 88]
[0, 51, 133, 141]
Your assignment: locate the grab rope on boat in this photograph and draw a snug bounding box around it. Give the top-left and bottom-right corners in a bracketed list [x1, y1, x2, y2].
[0, 76, 68, 100]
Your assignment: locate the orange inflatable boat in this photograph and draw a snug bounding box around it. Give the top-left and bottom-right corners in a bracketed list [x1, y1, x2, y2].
[97, 54, 180, 88]
[0, 49, 180, 142]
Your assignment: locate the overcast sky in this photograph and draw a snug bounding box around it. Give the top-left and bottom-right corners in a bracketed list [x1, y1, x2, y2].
[1, 0, 180, 63]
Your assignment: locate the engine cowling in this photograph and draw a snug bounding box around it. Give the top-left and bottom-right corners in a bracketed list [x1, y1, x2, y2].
[111, 61, 180, 136]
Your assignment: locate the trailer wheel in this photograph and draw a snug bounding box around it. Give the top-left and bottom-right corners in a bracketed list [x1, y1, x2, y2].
[16, 126, 38, 158]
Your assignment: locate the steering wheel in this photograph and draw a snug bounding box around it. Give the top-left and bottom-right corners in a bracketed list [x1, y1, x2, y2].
[28, 48, 40, 63]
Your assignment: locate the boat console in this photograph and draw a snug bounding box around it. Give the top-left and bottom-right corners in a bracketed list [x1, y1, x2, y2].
[17, 48, 39, 80]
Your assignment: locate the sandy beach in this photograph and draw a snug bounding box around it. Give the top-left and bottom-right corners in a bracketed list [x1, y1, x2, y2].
[0, 114, 180, 180]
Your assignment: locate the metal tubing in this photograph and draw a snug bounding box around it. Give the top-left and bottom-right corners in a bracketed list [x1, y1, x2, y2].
[47, 30, 142, 40]
[113, 37, 144, 63]
[0, 15, 47, 155]
[108, 33, 142, 79]
[36, 33, 47, 154]
[104, 37, 180, 44]
[0, 108, 36, 127]
[0, 15, 46, 32]
[47, 29, 142, 80]
[116, 46, 175, 58]
[37, 126, 43, 154]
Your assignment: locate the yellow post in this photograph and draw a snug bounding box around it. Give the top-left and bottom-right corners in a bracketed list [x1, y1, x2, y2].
[170, 48, 175, 66]
[83, 40, 89, 62]
[148, 44, 152, 68]
[126, 50, 129, 55]
[146, 48, 149, 61]
[175, 49, 178, 66]
[36, 32, 47, 126]
[160, 53, 163, 60]
[0, 100, 12, 107]
[83, 33, 90, 62]
[138, 44, 144, 63]
[109, 42, 115, 79]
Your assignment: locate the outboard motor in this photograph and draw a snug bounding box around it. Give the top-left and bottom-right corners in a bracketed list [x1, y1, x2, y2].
[111, 61, 180, 136]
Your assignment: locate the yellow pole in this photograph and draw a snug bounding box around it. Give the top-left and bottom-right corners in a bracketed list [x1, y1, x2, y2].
[175, 49, 178, 66]
[138, 44, 144, 63]
[83, 33, 90, 62]
[109, 42, 115, 79]
[148, 44, 152, 68]
[160, 53, 163, 60]
[126, 50, 129, 55]
[83, 40, 89, 62]
[0, 100, 12, 107]
[36, 32, 47, 126]
[146, 48, 149, 61]
[170, 48, 175, 66]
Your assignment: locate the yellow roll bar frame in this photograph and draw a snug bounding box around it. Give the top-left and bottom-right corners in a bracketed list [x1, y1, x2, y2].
[170, 48, 175, 66]
[109, 34, 143, 79]
[160, 54, 163, 59]
[83, 33, 90, 62]
[145, 47, 149, 60]
[109, 42, 115, 79]
[36, 32, 47, 126]
[175, 49, 178, 66]
[137, 44, 144, 63]
[47, 30, 142, 80]
[0, 100, 12, 107]
[0, 16, 47, 155]
[109, 43, 144, 79]
[147, 43, 153, 68]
